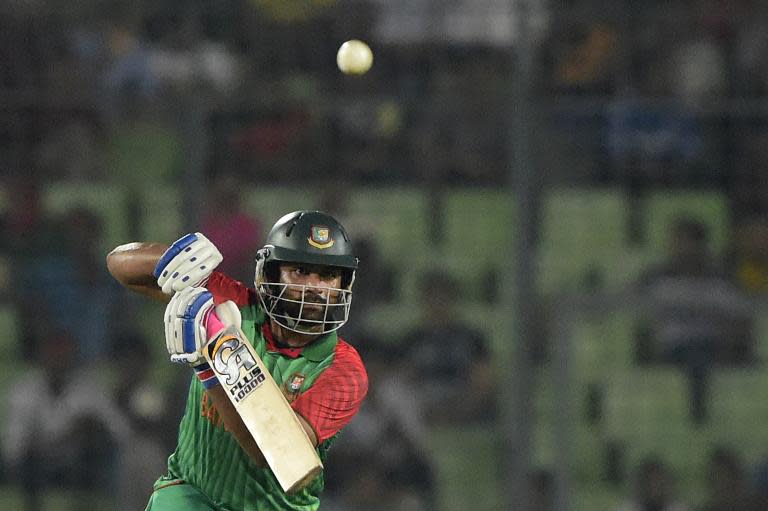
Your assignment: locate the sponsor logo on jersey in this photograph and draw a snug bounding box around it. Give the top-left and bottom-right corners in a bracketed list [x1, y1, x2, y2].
[308, 225, 334, 249]
[209, 333, 266, 402]
[283, 372, 306, 402]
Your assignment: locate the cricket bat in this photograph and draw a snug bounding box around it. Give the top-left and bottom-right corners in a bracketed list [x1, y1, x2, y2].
[203, 324, 323, 493]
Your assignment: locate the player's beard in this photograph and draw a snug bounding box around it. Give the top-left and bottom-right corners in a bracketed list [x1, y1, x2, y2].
[280, 291, 334, 333]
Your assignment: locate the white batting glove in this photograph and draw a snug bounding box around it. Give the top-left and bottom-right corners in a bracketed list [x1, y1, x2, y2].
[164, 287, 214, 367]
[154, 233, 223, 295]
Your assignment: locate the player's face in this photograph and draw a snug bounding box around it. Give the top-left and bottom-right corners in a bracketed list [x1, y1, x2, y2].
[278, 263, 343, 319]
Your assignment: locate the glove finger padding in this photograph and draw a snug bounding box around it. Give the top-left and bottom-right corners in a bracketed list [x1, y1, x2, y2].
[159, 241, 211, 294]
[155, 233, 223, 295]
[167, 245, 223, 294]
[166, 288, 192, 360]
[164, 287, 214, 366]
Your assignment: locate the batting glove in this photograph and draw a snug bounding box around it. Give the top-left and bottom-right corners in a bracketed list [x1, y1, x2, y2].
[154, 233, 223, 295]
[164, 286, 214, 367]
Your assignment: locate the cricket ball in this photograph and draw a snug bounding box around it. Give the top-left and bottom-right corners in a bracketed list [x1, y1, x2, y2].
[336, 40, 373, 75]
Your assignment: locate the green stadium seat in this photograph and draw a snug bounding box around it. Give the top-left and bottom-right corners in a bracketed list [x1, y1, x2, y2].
[752, 306, 768, 364]
[602, 368, 710, 479]
[572, 485, 622, 511]
[603, 368, 689, 435]
[346, 186, 429, 263]
[0, 486, 24, 510]
[431, 189, 515, 316]
[442, 188, 515, 268]
[346, 187, 429, 303]
[42, 182, 130, 255]
[571, 311, 637, 383]
[136, 184, 184, 242]
[642, 190, 730, 257]
[539, 188, 631, 294]
[532, 368, 605, 482]
[240, 186, 321, 227]
[428, 424, 502, 511]
[460, 302, 507, 340]
[400, 251, 506, 318]
[108, 119, 183, 188]
[709, 369, 768, 464]
[360, 303, 421, 341]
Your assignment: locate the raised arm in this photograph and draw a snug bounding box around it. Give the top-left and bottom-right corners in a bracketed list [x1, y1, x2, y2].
[106, 233, 223, 302]
[106, 242, 170, 302]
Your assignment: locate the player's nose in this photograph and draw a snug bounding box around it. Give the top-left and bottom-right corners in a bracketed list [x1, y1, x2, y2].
[303, 273, 330, 293]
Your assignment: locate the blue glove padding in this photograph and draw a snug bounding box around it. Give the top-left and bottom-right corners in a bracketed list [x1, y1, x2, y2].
[164, 287, 214, 366]
[155, 233, 223, 295]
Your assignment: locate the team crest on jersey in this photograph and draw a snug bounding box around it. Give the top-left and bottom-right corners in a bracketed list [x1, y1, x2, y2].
[283, 373, 306, 402]
[308, 225, 334, 249]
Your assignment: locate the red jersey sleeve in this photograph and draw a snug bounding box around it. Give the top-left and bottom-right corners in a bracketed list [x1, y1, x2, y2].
[291, 341, 368, 443]
[205, 271, 257, 307]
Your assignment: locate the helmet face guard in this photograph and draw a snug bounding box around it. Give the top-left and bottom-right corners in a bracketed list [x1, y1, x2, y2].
[254, 211, 358, 336]
[256, 259, 355, 335]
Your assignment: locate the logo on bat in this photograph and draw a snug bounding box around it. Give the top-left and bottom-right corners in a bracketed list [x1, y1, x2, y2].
[209, 333, 267, 402]
[210, 334, 256, 385]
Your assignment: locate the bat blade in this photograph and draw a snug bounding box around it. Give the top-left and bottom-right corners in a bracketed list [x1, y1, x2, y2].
[204, 325, 323, 493]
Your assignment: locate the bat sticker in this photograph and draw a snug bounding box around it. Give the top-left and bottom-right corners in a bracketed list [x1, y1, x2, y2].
[209, 333, 266, 402]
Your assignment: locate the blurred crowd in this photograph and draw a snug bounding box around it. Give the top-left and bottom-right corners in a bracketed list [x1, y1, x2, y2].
[3, 0, 768, 510]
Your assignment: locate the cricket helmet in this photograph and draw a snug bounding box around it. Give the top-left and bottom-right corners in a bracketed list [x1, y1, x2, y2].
[254, 210, 358, 335]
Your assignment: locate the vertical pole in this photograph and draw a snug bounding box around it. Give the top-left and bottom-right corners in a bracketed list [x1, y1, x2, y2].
[502, 0, 540, 509]
[179, 96, 209, 231]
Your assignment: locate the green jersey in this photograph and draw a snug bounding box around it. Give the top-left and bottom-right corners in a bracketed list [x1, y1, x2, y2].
[162, 272, 368, 511]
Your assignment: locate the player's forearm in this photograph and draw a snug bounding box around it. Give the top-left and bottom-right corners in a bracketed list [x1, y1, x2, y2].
[106, 242, 169, 301]
[206, 385, 269, 467]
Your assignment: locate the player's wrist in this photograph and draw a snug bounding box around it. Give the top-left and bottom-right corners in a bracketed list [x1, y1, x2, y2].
[194, 362, 220, 390]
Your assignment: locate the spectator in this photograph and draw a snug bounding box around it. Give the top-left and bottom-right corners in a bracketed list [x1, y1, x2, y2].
[730, 216, 768, 293]
[401, 269, 496, 425]
[145, 11, 239, 97]
[635, 216, 754, 422]
[606, 92, 703, 175]
[15, 206, 121, 361]
[549, 22, 621, 95]
[107, 88, 183, 190]
[102, 15, 158, 108]
[1, 330, 131, 510]
[1, 181, 117, 361]
[200, 175, 263, 283]
[667, 14, 728, 107]
[324, 340, 435, 511]
[112, 331, 178, 511]
[614, 457, 689, 511]
[34, 117, 104, 182]
[699, 446, 765, 511]
[338, 236, 396, 343]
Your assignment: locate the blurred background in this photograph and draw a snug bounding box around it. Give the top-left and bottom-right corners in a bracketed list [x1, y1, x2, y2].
[1, 0, 768, 510]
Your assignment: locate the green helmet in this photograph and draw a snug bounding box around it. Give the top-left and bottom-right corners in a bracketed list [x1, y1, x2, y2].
[254, 211, 358, 335]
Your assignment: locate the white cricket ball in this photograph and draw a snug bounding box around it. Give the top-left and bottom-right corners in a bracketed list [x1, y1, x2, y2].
[337, 40, 373, 75]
